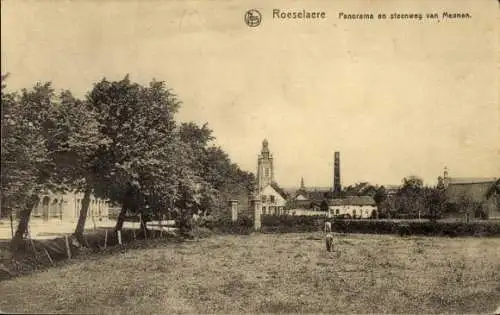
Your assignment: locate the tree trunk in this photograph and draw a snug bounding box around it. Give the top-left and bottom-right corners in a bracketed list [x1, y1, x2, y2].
[114, 204, 127, 232]
[10, 212, 14, 238]
[11, 195, 39, 253]
[73, 187, 92, 244]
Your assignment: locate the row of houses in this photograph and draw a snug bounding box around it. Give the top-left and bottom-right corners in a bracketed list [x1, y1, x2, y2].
[254, 139, 499, 220]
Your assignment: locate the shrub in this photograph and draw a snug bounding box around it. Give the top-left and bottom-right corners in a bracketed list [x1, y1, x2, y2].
[207, 215, 254, 235]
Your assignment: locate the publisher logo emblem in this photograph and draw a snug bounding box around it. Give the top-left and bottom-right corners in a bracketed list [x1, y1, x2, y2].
[245, 9, 262, 27]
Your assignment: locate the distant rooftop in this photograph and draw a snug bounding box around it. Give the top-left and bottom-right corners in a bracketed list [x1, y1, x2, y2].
[448, 177, 498, 185]
[328, 196, 376, 206]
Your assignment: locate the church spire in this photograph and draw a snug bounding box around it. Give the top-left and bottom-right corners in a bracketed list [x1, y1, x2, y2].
[300, 177, 305, 189]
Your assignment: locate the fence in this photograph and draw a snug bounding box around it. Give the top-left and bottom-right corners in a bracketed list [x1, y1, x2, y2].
[0, 227, 181, 280]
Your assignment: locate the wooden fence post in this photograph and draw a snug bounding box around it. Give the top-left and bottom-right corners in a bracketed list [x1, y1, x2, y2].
[64, 234, 72, 259]
[104, 230, 108, 249]
[117, 230, 122, 246]
[140, 214, 147, 240]
[159, 216, 163, 238]
[44, 248, 54, 266]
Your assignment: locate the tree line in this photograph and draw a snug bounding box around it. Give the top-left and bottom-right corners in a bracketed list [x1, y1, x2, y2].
[335, 176, 448, 219]
[376, 176, 446, 219]
[1, 74, 255, 251]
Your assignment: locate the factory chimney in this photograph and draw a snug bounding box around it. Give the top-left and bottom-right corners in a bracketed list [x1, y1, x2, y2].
[333, 151, 341, 198]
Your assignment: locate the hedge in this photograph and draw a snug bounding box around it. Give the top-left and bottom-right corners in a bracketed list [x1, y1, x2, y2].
[201, 216, 254, 235]
[261, 215, 324, 233]
[331, 220, 500, 237]
[207, 215, 500, 237]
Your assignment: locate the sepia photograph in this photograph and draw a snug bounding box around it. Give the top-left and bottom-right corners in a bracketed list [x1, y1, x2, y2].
[1, 0, 499, 314]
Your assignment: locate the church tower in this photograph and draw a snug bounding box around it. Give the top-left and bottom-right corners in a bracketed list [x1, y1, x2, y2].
[257, 139, 274, 191]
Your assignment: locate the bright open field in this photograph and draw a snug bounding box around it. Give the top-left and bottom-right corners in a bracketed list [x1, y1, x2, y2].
[1, 232, 499, 314]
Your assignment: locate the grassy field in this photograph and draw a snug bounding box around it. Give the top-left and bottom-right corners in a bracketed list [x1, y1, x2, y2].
[1, 232, 499, 314]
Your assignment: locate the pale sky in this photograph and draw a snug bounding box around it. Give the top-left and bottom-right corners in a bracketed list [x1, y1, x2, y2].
[2, 0, 499, 188]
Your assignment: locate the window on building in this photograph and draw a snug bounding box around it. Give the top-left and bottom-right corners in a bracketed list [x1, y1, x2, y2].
[265, 168, 270, 177]
[270, 195, 275, 203]
[51, 199, 60, 217]
[262, 206, 266, 214]
[262, 195, 267, 202]
[32, 199, 41, 217]
[336, 209, 339, 215]
[42, 196, 50, 219]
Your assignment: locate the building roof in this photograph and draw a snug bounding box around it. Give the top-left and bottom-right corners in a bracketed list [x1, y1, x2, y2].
[446, 178, 498, 203]
[286, 187, 332, 201]
[328, 196, 376, 206]
[383, 185, 401, 195]
[295, 193, 308, 201]
[269, 181, 288, 199]
[447, 177, 497, 185]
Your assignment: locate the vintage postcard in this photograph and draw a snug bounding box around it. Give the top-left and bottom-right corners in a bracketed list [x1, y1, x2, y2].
[1, 0, 499, 314]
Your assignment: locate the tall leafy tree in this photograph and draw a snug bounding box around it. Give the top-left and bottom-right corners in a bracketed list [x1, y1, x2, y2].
[424, 187, 446, 221]
[2, 79, 59, 250]
[48, 90, 111, 242]
[374, 186, 387, 205]
[394, 176, 425, 217]
[202, 146, 255, 217]
[86, 75, 197, 232]
[178, 122, 255, 218]
[2, 74, 258, 246]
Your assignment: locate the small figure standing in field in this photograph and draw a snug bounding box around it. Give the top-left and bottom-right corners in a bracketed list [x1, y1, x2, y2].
[325, 233, 334, 252]
[324, 220, 333, 252]
[324, 221, 332, 233]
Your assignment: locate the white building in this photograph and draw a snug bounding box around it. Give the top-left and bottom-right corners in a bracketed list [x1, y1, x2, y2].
[30, 191, 110, 223]
[260, 182, 288, 215]
[327, 196, 377, 219]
